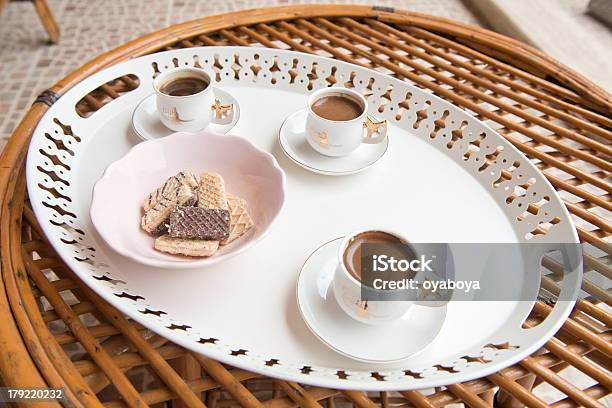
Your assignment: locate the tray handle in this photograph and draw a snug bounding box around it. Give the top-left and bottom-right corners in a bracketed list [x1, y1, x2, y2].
[522, 243, 583, 336]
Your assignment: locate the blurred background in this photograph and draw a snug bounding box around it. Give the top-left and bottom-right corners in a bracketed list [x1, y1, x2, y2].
[0, 0, 611, 151]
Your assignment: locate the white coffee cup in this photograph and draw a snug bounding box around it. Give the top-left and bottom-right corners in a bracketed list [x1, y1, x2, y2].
[305, 87, 388, 157]
[332, 229, 449, 325]
[154, 67, 216, 133]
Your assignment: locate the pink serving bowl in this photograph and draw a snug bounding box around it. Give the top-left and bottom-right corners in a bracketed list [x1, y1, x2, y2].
[90, 131, 286, 268]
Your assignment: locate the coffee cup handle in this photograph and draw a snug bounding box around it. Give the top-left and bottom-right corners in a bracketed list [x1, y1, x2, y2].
[362, 116, 388, 144]
[210, 99, 235, 123]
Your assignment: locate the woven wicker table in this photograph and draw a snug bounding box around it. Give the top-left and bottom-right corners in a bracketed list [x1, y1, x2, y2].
[1, 5, 610, 408]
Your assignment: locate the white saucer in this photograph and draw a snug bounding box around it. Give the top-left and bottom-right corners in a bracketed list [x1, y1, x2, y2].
[279, 109, 389, 176]
[131, 88, 240, 141]
[296, 238, 447, 363]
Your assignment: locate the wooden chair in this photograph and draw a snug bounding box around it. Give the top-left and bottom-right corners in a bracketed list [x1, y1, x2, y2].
[0, 0, 59, 43]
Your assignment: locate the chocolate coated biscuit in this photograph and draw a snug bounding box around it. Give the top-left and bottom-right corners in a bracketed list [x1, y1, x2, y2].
[168, 206, 230, 240]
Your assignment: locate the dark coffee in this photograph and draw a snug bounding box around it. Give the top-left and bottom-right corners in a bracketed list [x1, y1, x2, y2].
[311, 94, 364, 121]
[343, 231, 416, 281]
[160, 77, 209, 96]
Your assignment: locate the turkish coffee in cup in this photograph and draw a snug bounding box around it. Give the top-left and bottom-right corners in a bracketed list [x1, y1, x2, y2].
[153, 67, 215, 133]
[159, 76, 209, 97]
[342, 230, 418, 283]
[310, 93, 364, 121]
[305, 87, 388, 157]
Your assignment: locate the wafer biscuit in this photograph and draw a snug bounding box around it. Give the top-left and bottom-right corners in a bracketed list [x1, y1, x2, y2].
[169, 206, 230, 240]
[221, 194, 254, 245]
[197, 172, 228, 210]
[154, 235, 219, 257]
[141, 184, 196, 235]
[144, 170, 198, 212]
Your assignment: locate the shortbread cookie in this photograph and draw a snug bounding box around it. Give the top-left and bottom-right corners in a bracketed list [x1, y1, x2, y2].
[154, 235, 219, 257]
[143, 170, 198, 212]
[221, 195, 254, 245]
[197, 172, 228, 210]
[141, 184, 196, 235]
[168, 206, 230, 240]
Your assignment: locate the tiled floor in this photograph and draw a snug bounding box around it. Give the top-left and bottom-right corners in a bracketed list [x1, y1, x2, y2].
[0, 0, 479, 150]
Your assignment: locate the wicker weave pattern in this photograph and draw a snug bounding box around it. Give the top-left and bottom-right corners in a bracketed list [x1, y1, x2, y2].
[0, 5, 610, 408]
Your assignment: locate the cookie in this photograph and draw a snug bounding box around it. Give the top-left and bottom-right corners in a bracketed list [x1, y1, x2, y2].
[168, 206, 230, 240]
[197, 172, 228, 210]
[143, 170, 198, 212]
[154, 235, 219, 257]
[221, 194, 254, 245]
[141, 184, 196, 235]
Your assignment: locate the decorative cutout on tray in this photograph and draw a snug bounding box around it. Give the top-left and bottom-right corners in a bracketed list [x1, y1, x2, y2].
[49, 220, 83, 236]
[74, 256, 95, 265]
[446, 120, 468, 149]
[265, 358, 280, 366]
[27, 47, 577, 387]
[484, 342, 519, 350]
[93, 275, 126, 285]
[167, 323, 191, 331]
[413, 102, 431, 130]
[198, 337, 218, 344]
[462, 132, 487, 163]
[403, 370, 423, 379]
[44, 132, 75, 156]
[42, 201, 76, 218]
[461, 355, 492, 364]
[371, 372, 386, 381]
[53, 117, 81, 142]
[114, 292, 145, 301]
[300, 366, 313, 374]
[434, 364, 459, 373]
[38, 149, 71, 171]
[139, 308, 167, 316]
[41, 185, 71, 203]
[430, 109, 449, 139]
[336, 370, 349, 379]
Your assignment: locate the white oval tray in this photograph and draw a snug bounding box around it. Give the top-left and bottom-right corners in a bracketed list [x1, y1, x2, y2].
[26, 47, 581, 391]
